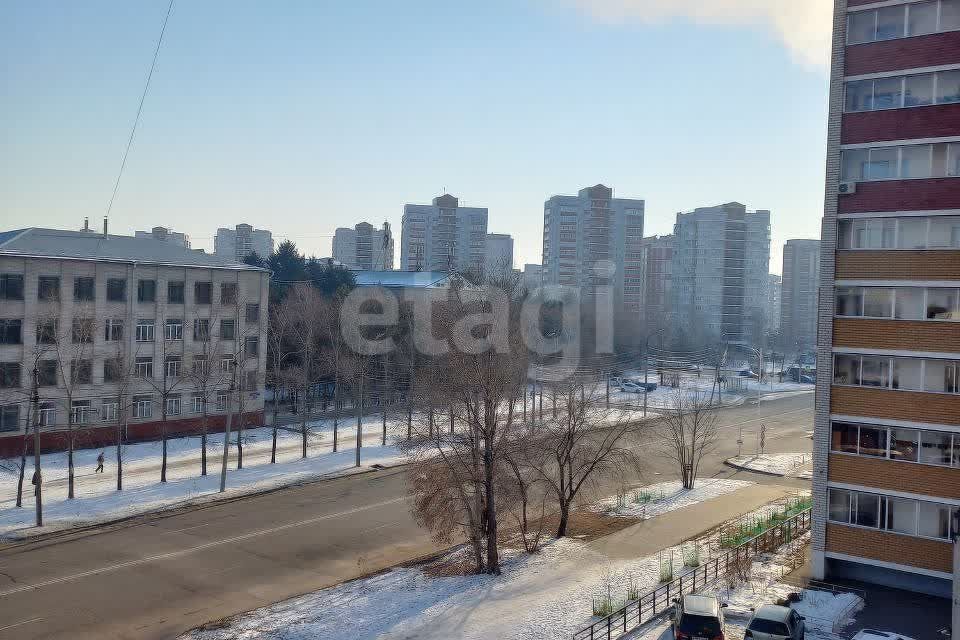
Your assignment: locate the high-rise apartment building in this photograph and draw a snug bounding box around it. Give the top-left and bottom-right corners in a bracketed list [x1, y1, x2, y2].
[639, 235, 674, 333]
[781, 239, 821, 354]
[768, 274, 783, 335]
[135, 226, 191, 249]
[485, 233, 514, 276]
[813, 0, 960, 599]
[214, 224, 274, 263]
[522, 263, 542, 291]
[541, 185, 645, 321]
[332, 221, 394, 271]
[400, 195, 488, 273]
[671, 202, 771, 345]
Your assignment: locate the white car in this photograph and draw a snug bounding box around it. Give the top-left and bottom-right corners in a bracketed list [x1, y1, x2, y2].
[620, 382, 642, 393]
[852, 631, 917, 640]
[745, 604, 805, 640]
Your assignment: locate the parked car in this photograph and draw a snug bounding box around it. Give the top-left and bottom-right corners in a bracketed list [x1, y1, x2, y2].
[609, 376, 623, 386]
[851, 631, 917, 640]
[745, 604, 805, 640]
[620, 382, 642, 393]
[672, 594, 727, 640]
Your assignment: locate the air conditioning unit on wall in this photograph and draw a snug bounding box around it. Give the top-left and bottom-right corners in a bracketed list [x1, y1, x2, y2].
[838, 181, 857, 195]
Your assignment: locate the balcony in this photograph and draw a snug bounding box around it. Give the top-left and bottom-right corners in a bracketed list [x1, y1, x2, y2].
[831, 385, 960, 426]
[828, 453, 960, 500]
[838, 178, 960, 214]
[846, 30, 960, 76]
[842, 104, 960, 145]
[836, 250, 960, 279]
[833, 317, 960, 353]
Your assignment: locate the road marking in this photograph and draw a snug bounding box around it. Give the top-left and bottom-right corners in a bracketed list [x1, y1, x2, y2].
[0, 617, 43, 631]
[0, 496, 408, 598]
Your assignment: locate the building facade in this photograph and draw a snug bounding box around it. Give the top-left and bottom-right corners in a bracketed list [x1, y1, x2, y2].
[768, 274, 783, 335]
[332, 221, 394, 271]
[400, 194, 488, 273]
[485, 233, 514, 277]
[639, 235, 674, 333]
[135, 226, 191, 249]
[812, 0, 960, 598]
[671, 202, 771, 346]
[522, 263, 542, 291]
[0, 228, 270, 457]
[214, 224, 274, 263]
[541, 185, 645, 322]
[781, 239, 821, 355]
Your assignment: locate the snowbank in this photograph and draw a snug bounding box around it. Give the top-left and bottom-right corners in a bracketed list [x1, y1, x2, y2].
[592, 479, 754, 519]
[726, 453, 811, 477]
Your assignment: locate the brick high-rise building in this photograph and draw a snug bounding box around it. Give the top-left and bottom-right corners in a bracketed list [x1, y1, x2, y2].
[813, 0, 960, 599]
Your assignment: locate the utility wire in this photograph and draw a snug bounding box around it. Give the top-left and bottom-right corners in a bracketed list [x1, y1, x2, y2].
[104, 0, 175, 221]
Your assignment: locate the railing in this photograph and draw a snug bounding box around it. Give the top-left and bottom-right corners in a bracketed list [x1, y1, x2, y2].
[572, 508, 811, 640]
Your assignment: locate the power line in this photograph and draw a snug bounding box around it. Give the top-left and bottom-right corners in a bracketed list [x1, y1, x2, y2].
[104, 0, 175, 221]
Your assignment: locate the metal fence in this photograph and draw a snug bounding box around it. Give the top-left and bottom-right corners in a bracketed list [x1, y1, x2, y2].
[573, 508, 812, 640]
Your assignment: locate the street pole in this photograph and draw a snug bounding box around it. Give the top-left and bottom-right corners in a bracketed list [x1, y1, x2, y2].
[219, 362, 236, 493]
[31, 367, 42, 527]
[356, 365, 363, 468]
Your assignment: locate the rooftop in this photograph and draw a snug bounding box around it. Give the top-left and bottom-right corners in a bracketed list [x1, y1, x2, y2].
[753, 604, 791, 622]
[351, 270, 452, 289]
[0, 228, 264, 271]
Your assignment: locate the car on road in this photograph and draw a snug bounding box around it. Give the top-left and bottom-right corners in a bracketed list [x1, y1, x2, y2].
[621, 381, 657, 393]
[851, 631, 917, 640]
[745, 604, 805, 640]
[672, 594, 727, 640]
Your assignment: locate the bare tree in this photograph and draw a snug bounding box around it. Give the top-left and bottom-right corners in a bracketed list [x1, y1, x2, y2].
[266, 303, 295, 463]
[657, 387, 720, 490]
[286, 285, 324, 458]
[186, 310, 227, 476]
[142, 313, 190, 483]
[107, 332, 140, 491]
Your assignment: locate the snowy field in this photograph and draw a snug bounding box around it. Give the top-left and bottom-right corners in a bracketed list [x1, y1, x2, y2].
[608, 373, 813, 412]
[727, 453, 812, 478]
[592, 478, 754, 519]
[0, 415, 411, 539]
[184, 489, 812, 640]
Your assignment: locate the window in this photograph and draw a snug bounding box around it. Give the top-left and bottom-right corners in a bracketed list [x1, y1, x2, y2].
[937, 70, 960, 104]
[919, 501, 951, 539]
[927, 288, 960, 320]
[904, 74, 935, 106]
[919, 430, 953, 465]
[220, 282, 237, 305]
[854, 492, 881, 528]
[195, 282, 212, 305]
[890, 428, 919, 462]
[244, 336, 259, 357]
[892, 358, 923, 390]
[221, 355, 235, 373]
[133, 396, 153, 419]
[876, 5, 906, 40]
[105, 318, 124, 341]
[74, 277, 95, 301]
[858, 425, 888, 457]
[845, 80, 873, 112]
[929, 216, 960, 248]
[924, 360, 959, 393]
[901, 144, 932, 178]
[192, 356, 209, 376]
[909, 0, 939, 35]
[831, 423, 859, 454]
[0, 274, 24, 300]
[863, 288, 893, 318]
[841, 143, 956, 182]
[103, 358, 121, 383]
[38, 276, 60, 301]
[166, 395, 182, 416]
[136, 320, 155, 342]
[216, 392, 228, 411]
[135, 357, 154, 379]
[860, 356, 890, 387]
[191, 394, 205, 413]
[828, 489, 851, 523]
[107, 278, 126, 302]
[38, 403, 56, 426]
[220, 319, 235, 340]
[849, 1, 960, 44]
[136, 279, 156, 303]
[886, 497, 918, 535]
[868, 146, 898, 180]
[0, 319, 22, 345]
[72, 317, 94, 343]
[893, 288, 925, 320]
[0, 405, 20, 432]
[165, 355, 182, 379]
[71, 400, 93, 424]
[244, 370, 257, 391]
[71, 359, 92, 385]
[167, 281, 185, 304]
[245, 303, 260, 323]
[0, 362, 21, 388]
[38, 360, 58, 386]
[194, 318, 210, 341]
[872, 77, 902, 110]
[101, 399, 119, 422]
[898, 218, 928, 249]
[945, 0, 960, 30]
[164, 319, 183, 341]
[833, 354, 861, 385]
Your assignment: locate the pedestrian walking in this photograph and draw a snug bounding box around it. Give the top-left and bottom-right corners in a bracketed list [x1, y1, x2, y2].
[95, 451, 104, 473]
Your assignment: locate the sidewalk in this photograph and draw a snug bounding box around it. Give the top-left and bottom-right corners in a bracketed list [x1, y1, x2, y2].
[589, 483, 796, 560]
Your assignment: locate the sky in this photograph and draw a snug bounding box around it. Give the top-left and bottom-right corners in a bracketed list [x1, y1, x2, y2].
[0, 1, 833, 274]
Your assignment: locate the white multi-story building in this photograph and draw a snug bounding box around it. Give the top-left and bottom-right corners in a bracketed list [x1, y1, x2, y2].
[332, 221, 394, 271]
[135, 226, 191, 249]
[214, 224, 274, 263]
[768, 273, 782, 335]
[541, 185, 645, 320]
[0, 227, 270, 457]
[781, 239, 820, 355]
[400, 194, 488, 273]
[522, 264, 542, 291]
[485, 233, 514, 277]
[671, 202, 771, 346]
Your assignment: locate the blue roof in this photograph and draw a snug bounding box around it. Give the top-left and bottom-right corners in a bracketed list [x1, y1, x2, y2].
[352, 270, 452, 289]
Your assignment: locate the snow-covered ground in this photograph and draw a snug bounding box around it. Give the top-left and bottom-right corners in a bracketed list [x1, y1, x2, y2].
[184, 488, 812, 640]
[0, 415, 410, 539]
[593, 479, 754, 519]
[726, 453, 812, 478]
[609, 372, 812, 412]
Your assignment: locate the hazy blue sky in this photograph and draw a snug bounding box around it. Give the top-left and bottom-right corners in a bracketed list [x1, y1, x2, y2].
[1, 1, 832, 272]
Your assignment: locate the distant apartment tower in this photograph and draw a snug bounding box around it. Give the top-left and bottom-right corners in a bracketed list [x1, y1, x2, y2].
[781, 239, 820, 354]
[812, 0, 960, 599]
[768, 274, 782, 334]
[541, 185, 645, 319]
[135, 226, 190, 249]
[522, 263, 542, 291]
[332, 221, 394, 271]
[214, 224, 274, 263]
[639, 235, 674, 332]
[400, 194, 488, 272]
[672, 202, 771, 345]
[485, 233, 514, 276]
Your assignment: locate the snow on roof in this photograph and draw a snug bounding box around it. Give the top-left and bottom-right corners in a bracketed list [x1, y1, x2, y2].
[682, 594, 720, 616]
[0, 228, 265, 271]
[753, 604, 792, 622]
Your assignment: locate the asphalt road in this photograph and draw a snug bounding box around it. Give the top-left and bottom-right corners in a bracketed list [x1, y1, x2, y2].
[0, 392, 813, 640]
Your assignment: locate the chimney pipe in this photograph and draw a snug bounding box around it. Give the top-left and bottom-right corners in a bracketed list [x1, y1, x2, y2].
[103, 217, 108, 238]
[83, 217, 89, 232]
